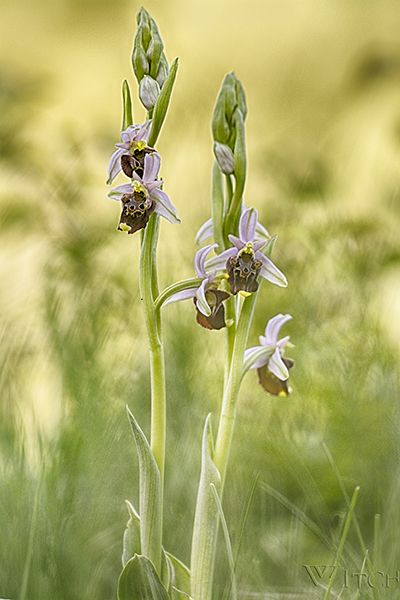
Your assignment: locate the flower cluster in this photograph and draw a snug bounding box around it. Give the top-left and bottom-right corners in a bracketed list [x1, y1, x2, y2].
[106, 122, 179, 234]
[164, 207, 287, 330]
[132, 7, 170, 111]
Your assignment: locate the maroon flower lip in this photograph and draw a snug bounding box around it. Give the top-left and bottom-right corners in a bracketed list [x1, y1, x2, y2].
[118, 194, 156, 235]
[194, 289, 230, 330]
[108, 153, 180, 233]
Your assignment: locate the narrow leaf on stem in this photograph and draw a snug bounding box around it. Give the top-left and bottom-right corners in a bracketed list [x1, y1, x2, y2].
[122, 80, 133, 131]
[210, 483, 237, 600]
[122, 500, 141, 567]
[127, 407, 162, 573]
[190, 414, 221, 600]
[211, 160, 225, 253]
[149, 57, 179, 147]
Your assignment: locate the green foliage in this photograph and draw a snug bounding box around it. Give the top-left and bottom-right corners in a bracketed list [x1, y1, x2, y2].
[163, 552, 191, 599]
[148, 58, 179, 147]
[118, 555, 169, 600]
[126, 408, 162, 573]
[122, 80, 133, 131]
[190, 415, 221, 600]
[122, 501, 141, 567]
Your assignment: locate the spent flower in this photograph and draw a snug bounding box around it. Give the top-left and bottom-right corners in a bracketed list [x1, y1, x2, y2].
[205, 207, 287, 294]
[108, 152, 179, 234]
[244, 313, 294, 396]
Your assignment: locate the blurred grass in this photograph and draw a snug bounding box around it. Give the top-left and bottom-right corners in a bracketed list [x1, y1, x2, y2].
[1, 0, 400, 598]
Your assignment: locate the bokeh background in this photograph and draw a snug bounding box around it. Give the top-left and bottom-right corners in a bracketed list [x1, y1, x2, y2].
[1, 0, 400, 598]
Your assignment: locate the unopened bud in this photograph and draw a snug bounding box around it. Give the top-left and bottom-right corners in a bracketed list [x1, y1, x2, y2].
[136, 8, 151, 50]
[156, 56, 169, 88]
[139, 75, 160, 110]
[214, 142, 234, 174]
[211, 86, 230, 145]
[234, 78, 247, 121]
[211, 72, 247, 149]
[132, 47, 149, 82]
[149, 19, 164, 79]
[132, 8, 166, 86]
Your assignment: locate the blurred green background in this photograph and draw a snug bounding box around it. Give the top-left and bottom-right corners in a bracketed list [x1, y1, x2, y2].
[1, 0, 400, 598]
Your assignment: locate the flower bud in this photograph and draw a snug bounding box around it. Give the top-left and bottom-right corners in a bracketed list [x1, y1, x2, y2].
[148, 19, 164, 80]
[234, 77, 247, 121]
[211, 86, 231, 145]
[132, 8, 166, 87]
[211, 72, 247, 149]
[213, 142, 234, 175]
[139, 75, 160, 110]
[156, 56, 169, 88]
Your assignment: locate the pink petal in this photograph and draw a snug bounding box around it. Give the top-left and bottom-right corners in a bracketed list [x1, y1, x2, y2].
[239, 207, 258, 242]
[194, 244, 218, 279]
[106, 148, 124, 185]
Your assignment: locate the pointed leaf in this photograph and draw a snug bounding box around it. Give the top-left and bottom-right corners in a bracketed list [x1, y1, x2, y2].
[148, 58, 179, 146]
[161, 548, 174, 598]
[122, 500, 141, 567]
[210, 483, 237, 600]
[190, 414, 221, 600]
[211, 161, 225, 253]
[127, 407, 162, 573]
[122, 80, 133, 131]
[118, 554, 170, 600]
[165, 552, 191, 597]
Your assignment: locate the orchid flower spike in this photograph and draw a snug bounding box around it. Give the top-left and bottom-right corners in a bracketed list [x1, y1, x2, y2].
[108, 153, 180, 234]
[244, 313, 295, 396]
[205, 207, 287, 294]
[106, 121, 154, 185]
[164, 244, 230, 330]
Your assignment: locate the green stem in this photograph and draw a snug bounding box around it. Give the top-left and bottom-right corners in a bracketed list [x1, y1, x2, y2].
[223, 292, 236, 387]
[139, 214, 166, 491]
[213, 291, 258, 488]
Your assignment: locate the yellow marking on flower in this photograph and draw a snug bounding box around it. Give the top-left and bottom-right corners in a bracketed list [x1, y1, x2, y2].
[119, 223, 132, 232]
[131, 181, 147, 196]
[130, 139, 148, 154]
[225, 319, 235, 328]
[239, 291, 252, 298]
[238, 242, 255, 262]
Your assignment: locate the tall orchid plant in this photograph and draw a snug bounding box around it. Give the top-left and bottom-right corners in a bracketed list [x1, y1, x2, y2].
[107, 9, 294, 600]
